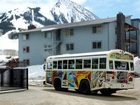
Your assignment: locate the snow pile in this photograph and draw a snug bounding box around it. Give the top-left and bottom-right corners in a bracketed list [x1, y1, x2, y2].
[27, 64, 46, 86]
[0, 53, 18, 66]
[134, 57, 140, 74]
[0, 34, 18, 50]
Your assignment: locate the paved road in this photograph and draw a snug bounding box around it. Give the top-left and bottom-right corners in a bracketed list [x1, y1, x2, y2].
[0, 79, 140, 105]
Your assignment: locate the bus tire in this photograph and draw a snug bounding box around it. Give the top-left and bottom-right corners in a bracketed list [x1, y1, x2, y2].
[53, 78, 62, 91]
[100, 89, 115, 96]
[79, 79, 91, 94]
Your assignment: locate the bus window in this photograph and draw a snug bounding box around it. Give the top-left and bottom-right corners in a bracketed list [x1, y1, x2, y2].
[115, 61, 129, 70]
[58, 61, 62, 69]
[84, 59, 91, 69]
[63, 60, 67, 69]
[92, 58, 98, 69]
[109, 60, 113, 69]
[130, 62, 134, 71]
[99, 58, 106, 69]
[76, 59, 82, 69]
[53, 61, 57, 69]
[68, 60, 75, 69]
[47, 62, 52, 69]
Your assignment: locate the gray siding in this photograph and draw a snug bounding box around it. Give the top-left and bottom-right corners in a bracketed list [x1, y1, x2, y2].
[19, 31, 53, 65]
[61, 23, 116, 54]
[19, 23, 117, 65]
[19, 18, 137, 65]
[131, 20, 140, 57]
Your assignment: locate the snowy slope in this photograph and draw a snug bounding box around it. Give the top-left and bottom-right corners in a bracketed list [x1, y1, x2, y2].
[0, 0, 98, 50]
[0, 0, 98, 35]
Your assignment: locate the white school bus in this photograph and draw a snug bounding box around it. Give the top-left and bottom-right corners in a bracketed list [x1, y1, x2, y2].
[44, 49, 134, 95]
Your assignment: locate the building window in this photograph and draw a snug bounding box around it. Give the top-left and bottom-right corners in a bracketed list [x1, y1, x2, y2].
[66, 43, 74, 51]
[23, 59, 30, 65]
[44, 31, 52, 39]
[44, 44, 52, 52]
[92, 42, 101, 49]
[23, 34, 29, 40]
[92, 25, 102, 33]
[23, 46, 30, 53]
[64, 29, 74, 36]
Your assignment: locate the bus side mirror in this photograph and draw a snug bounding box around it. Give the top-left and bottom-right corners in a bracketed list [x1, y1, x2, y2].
[43, 64, 46, 71]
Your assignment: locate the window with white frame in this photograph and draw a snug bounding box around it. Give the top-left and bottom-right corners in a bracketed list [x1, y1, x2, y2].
[66, 43, 74, 51]
[23, 34, 29, 40]
[92, 25, 102, 33]
[92, 41, 102, 49]
[44, 31, 52, 39]
[64, 29, 74, 36]
[23, 46, 30, 53]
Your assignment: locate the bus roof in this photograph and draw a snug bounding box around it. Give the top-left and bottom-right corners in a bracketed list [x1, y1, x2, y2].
[47, 49, 133, 60]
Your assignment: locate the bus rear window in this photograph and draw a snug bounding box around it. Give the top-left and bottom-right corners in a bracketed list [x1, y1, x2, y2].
[115, 61, 129, 70]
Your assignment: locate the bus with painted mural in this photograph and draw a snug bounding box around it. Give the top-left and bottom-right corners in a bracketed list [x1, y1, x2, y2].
[44, 49, 134, 95]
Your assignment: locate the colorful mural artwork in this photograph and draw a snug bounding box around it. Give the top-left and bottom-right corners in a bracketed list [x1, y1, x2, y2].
[109, 53, 133, 60]
[45, 50, 134, 94]
[62, 71, 68, 86]
[68, 71, 76, 88]
[52, 70, 63, 82]
[92, 71, 106, 88]
[75, 71, 91, 88]
[117, 71, 128, 83]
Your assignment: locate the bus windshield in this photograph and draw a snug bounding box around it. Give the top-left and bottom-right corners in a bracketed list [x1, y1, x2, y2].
[115, 61, 129, 70]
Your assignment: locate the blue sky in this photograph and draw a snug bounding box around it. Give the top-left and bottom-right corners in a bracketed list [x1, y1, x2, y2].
[82, 0, 140, 18]
[0, 0, 140, 18]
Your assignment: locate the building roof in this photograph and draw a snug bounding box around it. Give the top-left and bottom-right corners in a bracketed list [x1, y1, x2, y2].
[17, 16, 117, 34]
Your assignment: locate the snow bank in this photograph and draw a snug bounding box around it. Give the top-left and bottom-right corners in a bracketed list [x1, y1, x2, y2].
[27, 64, 46, 86]
[28, 64, 45, 79]
[134, 57, 140, 73]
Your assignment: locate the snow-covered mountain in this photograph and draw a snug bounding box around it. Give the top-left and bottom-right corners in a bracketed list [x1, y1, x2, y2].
[0, 0, 99, 35]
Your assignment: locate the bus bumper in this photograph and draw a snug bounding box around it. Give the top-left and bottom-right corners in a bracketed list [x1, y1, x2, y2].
[103, 82, 134, 90]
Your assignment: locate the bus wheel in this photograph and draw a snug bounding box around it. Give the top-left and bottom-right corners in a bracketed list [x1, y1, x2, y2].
[100, 89, 115, 96]
[53, 79, 62, 91]
[79, 79, 91, 94]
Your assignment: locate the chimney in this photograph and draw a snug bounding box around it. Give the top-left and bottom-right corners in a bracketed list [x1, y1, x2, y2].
[116, 12, 125, 51]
